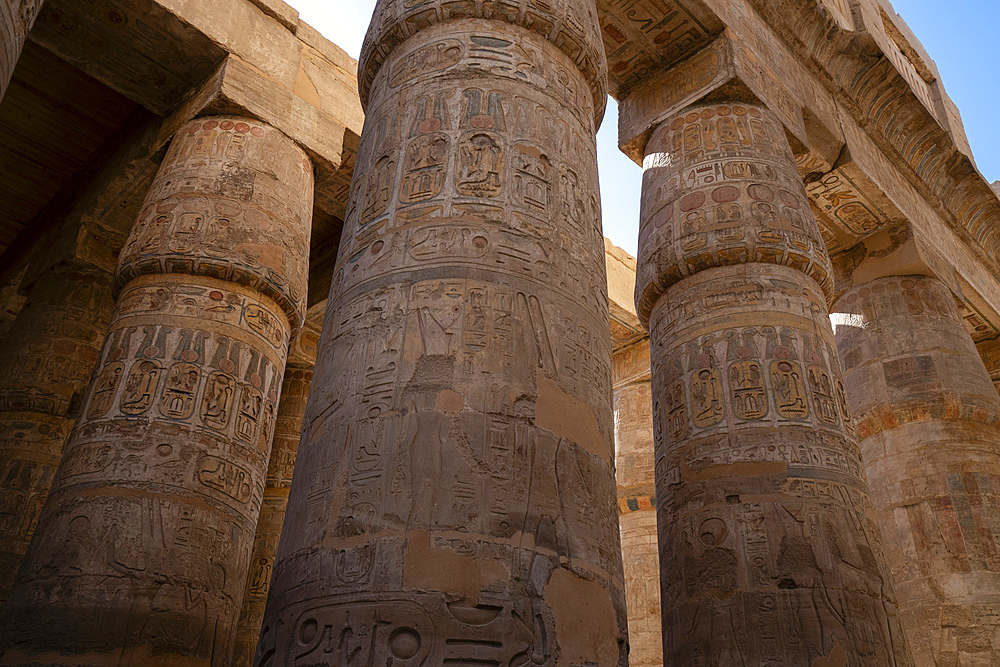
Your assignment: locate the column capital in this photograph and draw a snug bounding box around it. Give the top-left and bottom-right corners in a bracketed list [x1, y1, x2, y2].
[834, 274, 1000, 437]
[635, 101, 833, 327]
[358, 0, 608, 126]
[114, 115, 314, 334]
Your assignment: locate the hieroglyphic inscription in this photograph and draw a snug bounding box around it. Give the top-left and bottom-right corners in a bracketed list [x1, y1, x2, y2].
[635, 104, 832, 323]
[0, 266, 114, 602]
[637, 102, 909, 664]
[261, 12, 626, 666]
[233, 323, 319, 664]
[0, 116, 310, 666]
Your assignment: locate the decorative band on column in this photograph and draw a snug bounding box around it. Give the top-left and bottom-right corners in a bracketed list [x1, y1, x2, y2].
[636, 103, 833, 326]
[837, 276, 1000, 437]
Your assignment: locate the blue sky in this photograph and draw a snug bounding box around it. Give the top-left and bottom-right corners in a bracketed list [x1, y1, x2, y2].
[296, 0, 999, 257]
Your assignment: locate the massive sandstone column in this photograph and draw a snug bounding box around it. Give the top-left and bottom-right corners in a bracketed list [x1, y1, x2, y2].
[0, 115, 313, 666]
[0, 263, 113, 603]
[635, 102, 911, 664]
[0, 0, 42, 101]
[612, 341, 663, 666]
[258, 1, 627, 664]
[834, 275, 1000, 664]
[233, 323, 319, 665]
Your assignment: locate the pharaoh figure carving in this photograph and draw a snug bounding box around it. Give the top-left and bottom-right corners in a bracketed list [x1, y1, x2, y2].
[258, 1, 627, 664]
[0, 116, 313, 665]
[635, 103, 912, 664]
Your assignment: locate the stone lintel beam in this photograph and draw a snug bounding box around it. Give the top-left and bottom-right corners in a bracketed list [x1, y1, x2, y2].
[612, 338, 651, 389]
[831, 221, 962, 304]
[246, 0, 298, 32]
[0, 107, 163, 296]
[605, 0, 1000, 335]
[617, 33, 843, 172]
[605, 239, 646, 351]
[738, 0, 1000, 267]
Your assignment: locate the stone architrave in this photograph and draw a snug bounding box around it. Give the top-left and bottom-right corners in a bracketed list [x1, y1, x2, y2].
[258, 1, 628, 664]
[0, 115, 313, 666]
[835, 275, 1000, 664]
[635, 102, 912, 664]
[0, 263, 114, 603]
[233, 322, 319, 665]
[0, 0, 42, 101]
[612, 341, 663, 666]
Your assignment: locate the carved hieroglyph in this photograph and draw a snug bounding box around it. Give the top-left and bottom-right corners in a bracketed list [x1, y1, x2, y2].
[258, 2, 627, 665]
[0, 264, 113, 603]
[0, 0, 42, 101]
[234, 323, 319, 665]
[0, 116, 313, 666]
[636, 102, 912, 664]
[612, 341, 663, 667]
[835, 275, 1000, 665]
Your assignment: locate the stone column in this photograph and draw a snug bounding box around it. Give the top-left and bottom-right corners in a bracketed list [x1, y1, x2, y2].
[0, 0, 41, 102]
[258, 2, 627, 664]
[834, 275, 1000, 664]
[0, 262, 114, 603]
[612, 341, 663, 666]
[233, 322, 319, 665]
[0, 115, 313, 666]
[635, 102, 911, 664]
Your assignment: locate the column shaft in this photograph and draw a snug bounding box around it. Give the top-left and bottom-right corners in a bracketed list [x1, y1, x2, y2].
[835, 275, 1000, 664]
[636, 102, 911, 664]
[612, 342, 663, 667]
[0, 116, 313, 666]
[233, 325, 318, 665]
[0, 264, 113, 602]
[259, 1, 627, 664]
[0, 0, 41, 102]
